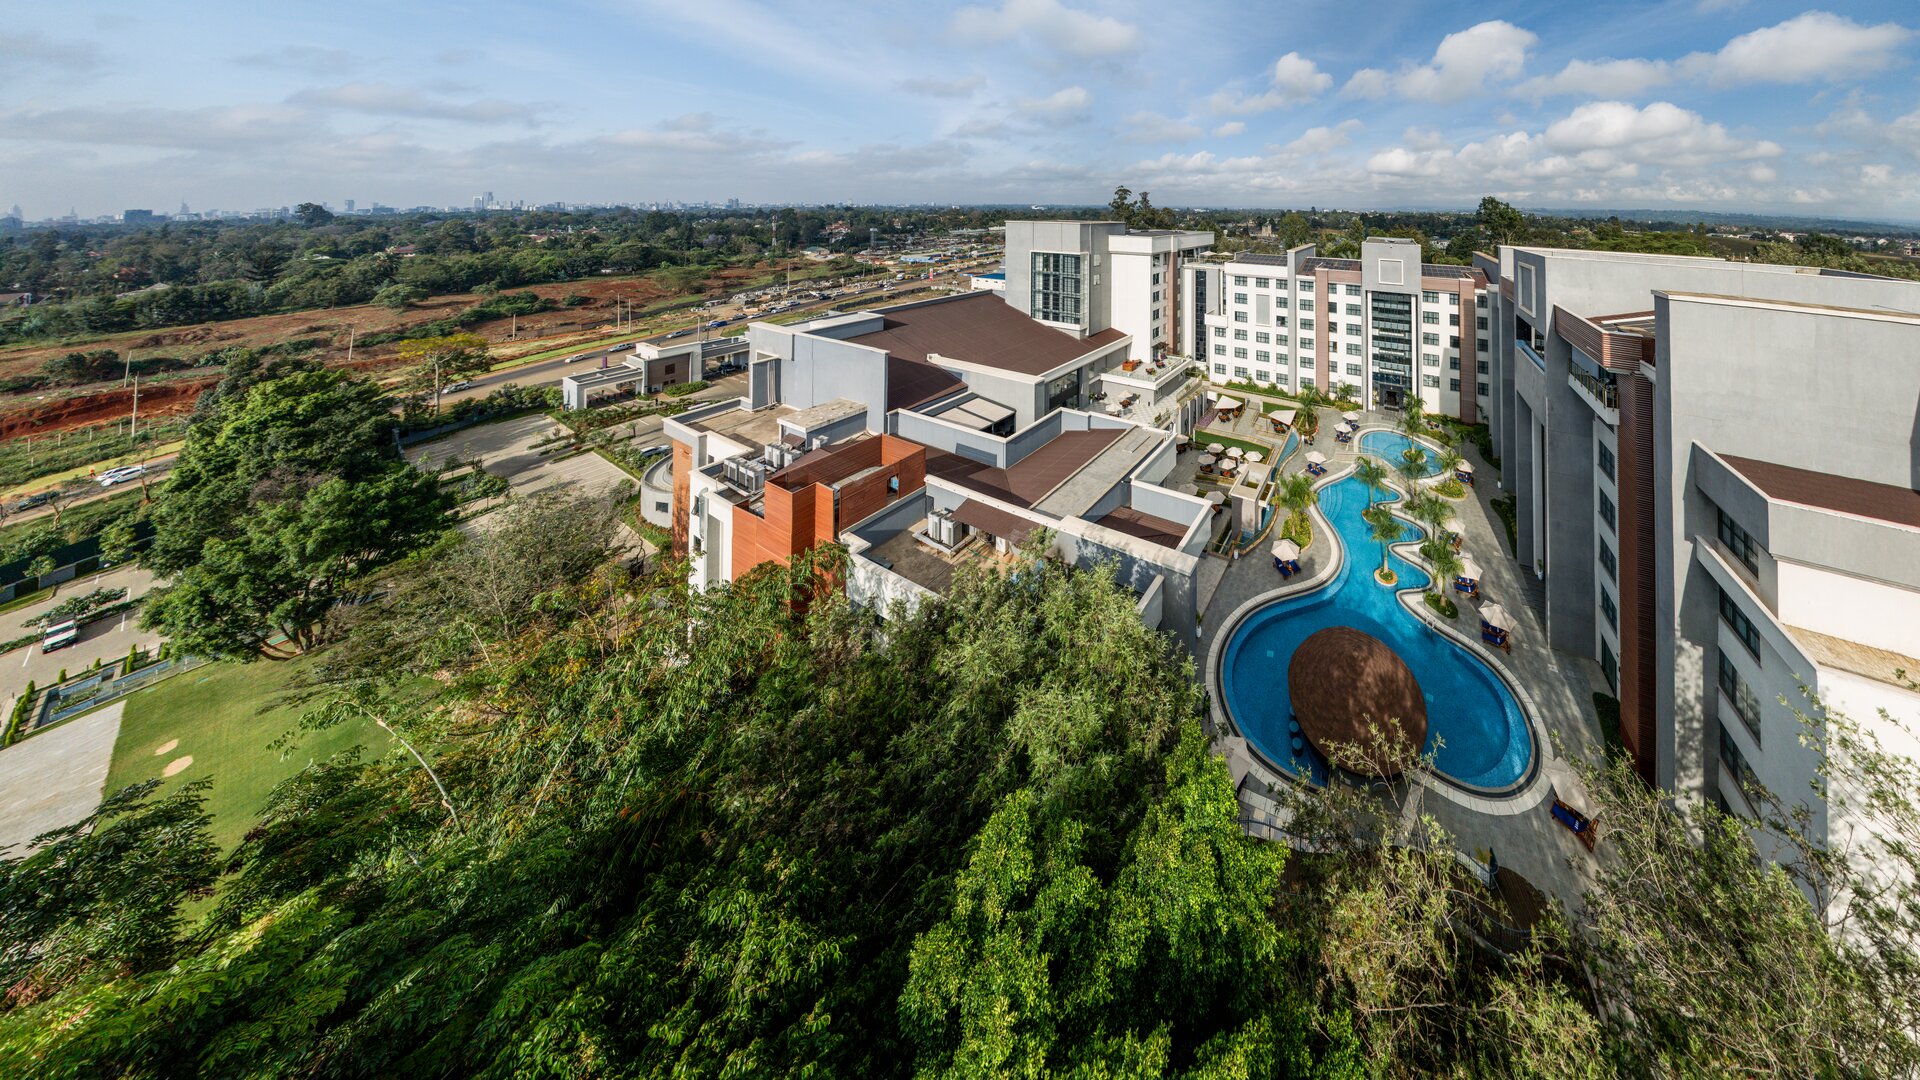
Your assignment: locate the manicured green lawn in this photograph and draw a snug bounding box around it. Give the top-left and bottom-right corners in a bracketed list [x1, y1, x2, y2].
[104, 658, 392, 855]
[1194, 431, 1280, 458]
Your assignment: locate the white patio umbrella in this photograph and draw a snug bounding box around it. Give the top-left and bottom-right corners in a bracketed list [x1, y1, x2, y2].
[1105, 404, 1124, 415]
[1479, 602, 1510, 630]
[1305, 450, 1327, 465]
[1207, 442, 1225, 454]
[1456, 555, 1482, 582]
[1218, 458, 1238, 472]
[1456, 459, 1475, 474]
[1246, 450, 1264, 463]
[1342, 410, 1360, 422]
[1271, 538, 1301, 560]
[1334, 422, 1352, 434]
[1226, 446, 1245, 459]
[1216, 396, 1243, 411]
[1205, 491, 1226, 505]
[1197, 453, 1217, 467]
[1174, 433, 1191, 447]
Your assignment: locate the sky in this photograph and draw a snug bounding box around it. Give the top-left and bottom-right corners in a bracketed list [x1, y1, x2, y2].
[3, 1, 1918, 221]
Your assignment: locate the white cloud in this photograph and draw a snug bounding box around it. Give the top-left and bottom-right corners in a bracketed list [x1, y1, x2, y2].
[949, 0, 1140, 58]
[1515, 58, 1672, 100]
[1282, 119, 1361, 155]
[1209, 51, 1333, 113]
[1350, 21, 1536, 102]
[1120, 111, 1201, 143]
[290, 83, 541, 125]
[1861, 163, 1894, 185]
[1542, 101, 1780, 166]
[1015, 85, 1093, 120]
[1213, 121, 1246, 137]
[1681, 11, 1913, 86]
[896, 75, 984, 99]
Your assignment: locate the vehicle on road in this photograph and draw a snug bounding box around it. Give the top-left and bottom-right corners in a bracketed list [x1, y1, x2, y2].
[444, 380, 476, 393]
[637, 444, 669, 457]
[42, 619, 78, 652]
[668, 329, 692, 339]
[706, 319, 729, 329]
[98, 465, 146, 487]
[10, 492, 53, 512]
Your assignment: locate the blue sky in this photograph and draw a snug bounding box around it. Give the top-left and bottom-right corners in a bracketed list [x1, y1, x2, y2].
[3, 1, 1917, 220]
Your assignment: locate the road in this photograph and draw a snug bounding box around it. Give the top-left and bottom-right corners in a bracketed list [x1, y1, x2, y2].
[5, 461, 176, 524]
[0, 564, 164, 702]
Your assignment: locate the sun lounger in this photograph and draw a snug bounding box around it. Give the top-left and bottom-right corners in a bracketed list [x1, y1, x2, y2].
[1551, 799, 1597, 852]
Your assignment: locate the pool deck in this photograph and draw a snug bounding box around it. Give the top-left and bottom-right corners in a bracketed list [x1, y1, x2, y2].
[1194, 405, 1610, 912]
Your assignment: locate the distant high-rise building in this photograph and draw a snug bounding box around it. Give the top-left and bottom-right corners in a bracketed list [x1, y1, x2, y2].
[123, 209, 157, 224]
[473, 194, 486, 211]
[345, 199, 356, 212]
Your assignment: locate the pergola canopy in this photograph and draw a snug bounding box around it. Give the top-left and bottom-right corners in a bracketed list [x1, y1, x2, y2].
[1287, 626, 1429, 778]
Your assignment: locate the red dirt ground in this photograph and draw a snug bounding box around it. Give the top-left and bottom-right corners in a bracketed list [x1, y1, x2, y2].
[0, 263, 802, 440]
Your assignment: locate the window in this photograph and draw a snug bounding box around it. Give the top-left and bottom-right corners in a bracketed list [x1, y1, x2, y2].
[1419, 332, 1438, 347]
[1422, 310, 1440, 324]
[1450, 335, 1461, 349]
[1276, 279, 1289, 291]
[1423, 353, 1440, 367]
[1346, 363, 1363, 376]
[1151, 291, 1161, 303]
[1598, 491, 1616, 530]
[1599, 539, 1616, 580]
[1345, 342, 1362, 356]
[1255, 331, 1270, 344]
[1448, 293, 1459, 306]
[1718, 509, 1759, 573]
[1301, 354, 1315, 368]
[1345, 303, 1362, 317]
[1422, 373, 1441, 387]
[1234, 328, 1248, 341]
[1345, 283, 1362, 296]
[1477, 316, 1489, 330]
[1449, 378, 1461, 391]
[1297, 278, 1313, 293]
[1030, 252, 1083, 323]
[1602, 641, 1618, 690]
[1234, 366, 1250, 379]
[1256, 350, 1270, 363]
[1298, 297, 1313, 310]
[1234, 292, 1248, 305]
[1600, 589, 1618, 630]
[1476, 294, 1487, 308]
[1276, 315, 1289, 328]
[1477, 382, 1488, 397]
[1152, 272, 1161, 285]
[1234, 311, 1248, 323]
[1478, 338, 1489, 353]
[1422, 289, 1439, 304]
[1720, 724, 1759, 800]
[1719, 587, 1761, 657]
[1233, 275, 1248, 286]
[1300, 317, 1316, 331]
[1719, 652, 1763, 743]
[1213, 344, 1226, 356]
[1275, 373, 1291, 386]
[1277, 335, 1289, 347]
[1213, 325, 1225, 337]
[1449, 313, 1461, 326]
[888, 475, 900, 495]
[1254, 277, 1269, 288]
[1326, 301, 1338, 314]
[1477, 359, 1490, 374]
[1254, 369, 1271, 382]
[1597, 443, 1616, 481]
[1345, 324, 1361, 337]
[1212, 362, 1226, 375]
[1233, 347, 1248, 359]
[1449, 357, 1461, 370]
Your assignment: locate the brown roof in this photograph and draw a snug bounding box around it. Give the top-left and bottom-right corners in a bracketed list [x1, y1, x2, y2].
[887, 355, 965, 412]
[846, 292, 1126, 377]
[950, 499, 1036, 544]
[1721, 454, 1920, 530]
[1094, 506, 1189, 548]
[921, 428, 1125, 508]
[1288, 626, 1428, 778]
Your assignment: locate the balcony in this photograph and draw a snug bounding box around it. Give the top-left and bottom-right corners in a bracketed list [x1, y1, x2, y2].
[1568, 354, 1620, 424]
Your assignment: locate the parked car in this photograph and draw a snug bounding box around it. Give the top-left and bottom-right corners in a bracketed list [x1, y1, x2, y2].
[10, 492, 53, 512]
[444, 380, 475, 393]
[668, 329, 692, 339]
[637, 444, 669, 457]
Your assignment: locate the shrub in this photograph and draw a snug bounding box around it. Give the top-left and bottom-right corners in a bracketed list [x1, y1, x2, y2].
[3, 680, 35, 746]
[660, 380, 709, 397]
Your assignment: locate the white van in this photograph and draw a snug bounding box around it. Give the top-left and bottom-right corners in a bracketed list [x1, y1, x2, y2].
[42, 619, 78, 651]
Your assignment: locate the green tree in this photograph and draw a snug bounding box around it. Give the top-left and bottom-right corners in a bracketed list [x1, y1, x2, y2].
[293, 202, 335, 227]
[372, 282, 425, 310]
[98, 517, 139, 565]
[395, 332, 490, 411]
[1363, 504, 1405, 579]
[1477, 196, 1525, 248]
[1277, 211, 1311, 250]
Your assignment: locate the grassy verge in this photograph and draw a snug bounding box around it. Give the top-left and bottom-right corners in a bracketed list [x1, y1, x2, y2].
[1424, 592, 1458, 620]
[0, 429, 187, 496]
[103, 657, 393, 855]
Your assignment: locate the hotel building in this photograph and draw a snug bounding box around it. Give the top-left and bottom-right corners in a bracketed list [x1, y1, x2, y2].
[1180, 238, 1493, 419]
[1002, 220, 1215, 366]
[1478, 246, 1920, 857]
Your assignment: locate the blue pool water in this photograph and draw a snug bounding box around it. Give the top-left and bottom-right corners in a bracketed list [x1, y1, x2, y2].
[1221, 474, 1533, 789]
[1358, 430, 1441, 477]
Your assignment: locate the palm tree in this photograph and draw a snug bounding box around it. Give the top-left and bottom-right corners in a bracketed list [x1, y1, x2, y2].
[1399, 399, 1426, 440]
[1393, 448, 1428, 492]
[1438, 445, 1465, 479]
[1406, 491, 1455, 548]
[1353, 456, 1387, 508]
[1421, 536, 1463, 598]
[1363, 505, 1404, 580]
[1278, 472, 1318, 542]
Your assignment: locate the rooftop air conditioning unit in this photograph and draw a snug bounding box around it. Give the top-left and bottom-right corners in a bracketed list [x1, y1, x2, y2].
[811, 435, 829, 451]
[927, 509, 960, 547]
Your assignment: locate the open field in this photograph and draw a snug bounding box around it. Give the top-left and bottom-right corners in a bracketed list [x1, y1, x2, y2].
[103, 657, 392, 855]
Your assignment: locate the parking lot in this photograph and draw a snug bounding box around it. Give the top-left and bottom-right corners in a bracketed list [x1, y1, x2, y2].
[0, 564, 163, 706]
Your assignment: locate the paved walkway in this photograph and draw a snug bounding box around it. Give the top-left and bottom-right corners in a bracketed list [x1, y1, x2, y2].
[1190, 406, 1608, 911]
[0, 701, 123, 857]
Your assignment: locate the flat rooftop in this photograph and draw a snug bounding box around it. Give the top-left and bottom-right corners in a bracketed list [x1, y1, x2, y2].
[687, 402, 794, 448]
[865, 525, 1001, 595]
[844, 292, 1126, 377]
[1093, 506, 1189, 549]
[923, 427, 1126, 509]
[1721, 453, 1920, 530]
[1031, 425, 1166, 519]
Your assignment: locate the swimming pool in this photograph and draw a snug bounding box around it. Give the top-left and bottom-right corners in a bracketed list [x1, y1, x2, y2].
[1358, 430, 1442, 477]
[1219, 472, 1534, 790]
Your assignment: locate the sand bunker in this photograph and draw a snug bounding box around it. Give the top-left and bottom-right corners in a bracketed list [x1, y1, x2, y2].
[161, 756, 193, 777]
[153, 739, 178, 756]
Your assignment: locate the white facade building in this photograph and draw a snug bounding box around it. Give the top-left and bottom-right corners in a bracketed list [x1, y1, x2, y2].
[1002, 221, 1213, 365]
[1181, 239, 1492, 418]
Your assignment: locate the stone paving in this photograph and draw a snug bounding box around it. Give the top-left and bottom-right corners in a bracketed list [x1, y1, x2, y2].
[1188, 403, 1610, 911]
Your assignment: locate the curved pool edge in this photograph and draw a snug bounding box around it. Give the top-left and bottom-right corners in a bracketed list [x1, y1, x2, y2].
[1205, 461, 1549, 804]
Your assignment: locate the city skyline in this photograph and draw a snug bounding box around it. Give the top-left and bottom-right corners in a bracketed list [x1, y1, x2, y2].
[1, 2, 1917, 219]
